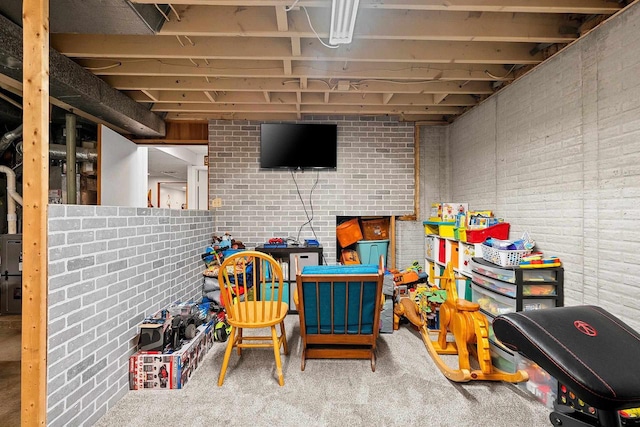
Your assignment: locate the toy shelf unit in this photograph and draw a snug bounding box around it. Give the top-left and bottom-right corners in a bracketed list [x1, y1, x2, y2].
[470, 257, 564, 409]
[255, 245, 323, 313]
[423, 220, 482, 301]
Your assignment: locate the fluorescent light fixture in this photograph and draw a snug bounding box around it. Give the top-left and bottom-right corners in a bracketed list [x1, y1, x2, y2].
[329, 0, 360, 45]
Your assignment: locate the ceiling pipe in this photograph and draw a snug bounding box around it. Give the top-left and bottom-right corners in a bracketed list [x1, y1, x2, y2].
[0, 124, 23, 156]
[48, 144, 97, 162]
[66, 114, 77, 204]
[0, 165, 23, 234]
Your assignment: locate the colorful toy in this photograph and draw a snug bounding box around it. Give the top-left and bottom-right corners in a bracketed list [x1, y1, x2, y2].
[418, 263, 529, 383]
[393, 297, 425, 330]
[519, 254, 562, 268]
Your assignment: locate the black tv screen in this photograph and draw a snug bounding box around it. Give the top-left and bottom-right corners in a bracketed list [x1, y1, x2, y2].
[260, 123, 337, 170]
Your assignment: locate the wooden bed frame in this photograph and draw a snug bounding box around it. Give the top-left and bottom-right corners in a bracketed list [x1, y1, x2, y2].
[294, 256, 384, 371]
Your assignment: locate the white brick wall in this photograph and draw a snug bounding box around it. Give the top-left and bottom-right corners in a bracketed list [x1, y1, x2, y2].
[446, 3, 640, 330]
[47, 205, 214, 427]
[208, 116, 416, 265]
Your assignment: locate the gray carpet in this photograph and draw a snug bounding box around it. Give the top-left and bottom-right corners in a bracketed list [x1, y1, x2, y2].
[95, 316, 551, 427]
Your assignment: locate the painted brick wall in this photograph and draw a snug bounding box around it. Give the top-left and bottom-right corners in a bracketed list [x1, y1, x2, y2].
[208, 115, 415, 265]
[47, 205, 214, 427]
[447, 4, 640, 330]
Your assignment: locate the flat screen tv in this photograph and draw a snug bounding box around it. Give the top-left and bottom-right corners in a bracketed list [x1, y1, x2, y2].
[260, 123, 337, 170]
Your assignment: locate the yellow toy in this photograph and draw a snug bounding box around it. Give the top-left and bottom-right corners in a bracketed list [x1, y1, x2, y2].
[418, 263, 529, 383]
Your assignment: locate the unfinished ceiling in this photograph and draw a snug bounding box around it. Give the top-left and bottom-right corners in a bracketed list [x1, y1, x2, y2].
[0, 0, 635, 133]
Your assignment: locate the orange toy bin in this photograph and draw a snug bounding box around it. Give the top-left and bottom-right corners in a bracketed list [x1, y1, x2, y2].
[361, 217, 390, 240]
[336, 218, 363, 247]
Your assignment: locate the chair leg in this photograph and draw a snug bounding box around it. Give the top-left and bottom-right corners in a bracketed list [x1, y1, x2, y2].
[280, 321, 289, 355]
[218, 326, 237, 386]
[236, 327, 243, 356]
[271, 325, 285, 386]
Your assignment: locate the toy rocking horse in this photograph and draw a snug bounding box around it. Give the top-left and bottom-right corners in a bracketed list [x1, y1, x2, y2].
[419, 262, 528, 383]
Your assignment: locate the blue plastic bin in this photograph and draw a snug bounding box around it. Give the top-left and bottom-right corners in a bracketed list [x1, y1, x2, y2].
[356, 239, 389, 266]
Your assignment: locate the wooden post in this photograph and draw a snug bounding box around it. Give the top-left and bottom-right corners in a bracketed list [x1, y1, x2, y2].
[390, 215, 396, 270]
[22, 0, 49, 425]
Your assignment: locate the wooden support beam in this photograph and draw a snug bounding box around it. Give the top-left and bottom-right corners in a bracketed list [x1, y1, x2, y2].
[22, 0, 49, 425]
[382, 93, 394, 104]
[263, 91, 271, 102]
[204, 90, 217, 102]
[390, 215, 396, 270]
[433, 93, 448, 104]
[324, 92, 329, 103]
[283, 59, 292, 75]
[300, 77, 307, 89]
[275, 5, 288, 31]
[291, 36, 301, 56]
[133, 120, 208, 144]
[141, 89, 161, 101]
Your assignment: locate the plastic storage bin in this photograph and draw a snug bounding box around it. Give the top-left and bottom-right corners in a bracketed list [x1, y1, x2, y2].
[466, 222, 510, 244]
[336, 218, 363, 247]
[481, 244, 531, 267]
[439, 223, 455, 238]
[356, 239, 389, 266]
[361, 217, 390, 240]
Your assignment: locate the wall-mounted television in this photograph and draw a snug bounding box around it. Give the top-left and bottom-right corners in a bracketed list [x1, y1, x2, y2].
[260, 123, 337, 170]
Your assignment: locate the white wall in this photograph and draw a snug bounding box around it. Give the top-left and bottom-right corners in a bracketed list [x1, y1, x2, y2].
[99, 125, 147, 207]
[443, 3, 640, 330]
[187, 165, 208, 210]
[147, 177, 186, 209]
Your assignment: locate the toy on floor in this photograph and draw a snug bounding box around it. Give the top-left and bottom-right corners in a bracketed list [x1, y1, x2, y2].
[393, 297, 425, 330]
[418, 263, 528, 383]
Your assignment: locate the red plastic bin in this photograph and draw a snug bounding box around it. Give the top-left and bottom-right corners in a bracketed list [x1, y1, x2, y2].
[465, 222, 510, 244]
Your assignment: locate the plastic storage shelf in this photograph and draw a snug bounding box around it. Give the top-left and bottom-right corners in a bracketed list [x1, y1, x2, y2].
[471, 258, 563, 313]
[470, 256, 563, 410]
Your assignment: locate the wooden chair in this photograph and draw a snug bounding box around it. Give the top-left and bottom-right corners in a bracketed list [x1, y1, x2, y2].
[217, 251, 289, 386]
[295, 256, 384, 371]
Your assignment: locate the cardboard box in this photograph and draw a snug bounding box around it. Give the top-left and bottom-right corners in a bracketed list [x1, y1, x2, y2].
[129, 320, 215, 390]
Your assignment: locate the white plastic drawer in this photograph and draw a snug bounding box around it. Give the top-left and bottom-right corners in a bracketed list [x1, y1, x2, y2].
[472, 283, 516, 315]
[471, 273, 517, 297]
[521, 269, 560, 283]
[490, 342, 516, 374]
[516, 353, 558, 410]
[521, 298, 556, 311]
[470, 259, 516, 283]
[472, 272, 558, 298]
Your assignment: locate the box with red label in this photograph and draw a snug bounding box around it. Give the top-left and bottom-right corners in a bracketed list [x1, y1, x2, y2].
[129, 320, 214, 390]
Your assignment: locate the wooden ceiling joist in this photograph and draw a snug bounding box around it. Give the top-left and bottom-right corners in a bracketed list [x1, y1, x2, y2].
[103, 75, 496, 94]
[77, 59, 516, 82]
[159, 7, 580, 44]
[51, 35, 544, 65]
[129, 0, 623, 15]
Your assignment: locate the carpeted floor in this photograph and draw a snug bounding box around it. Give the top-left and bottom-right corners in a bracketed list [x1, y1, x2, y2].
[95, 316, 551, 427]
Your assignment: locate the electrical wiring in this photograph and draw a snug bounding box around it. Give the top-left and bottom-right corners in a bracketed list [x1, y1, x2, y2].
[168, 4, 181, 22]
[154, 3, 171, 22]
[291, 169, 324, 263]
[82, 61, 122, 71]
[284, 0, 301, 11]
[484, 64, 517, 80]
[302, 6, 339, 49]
